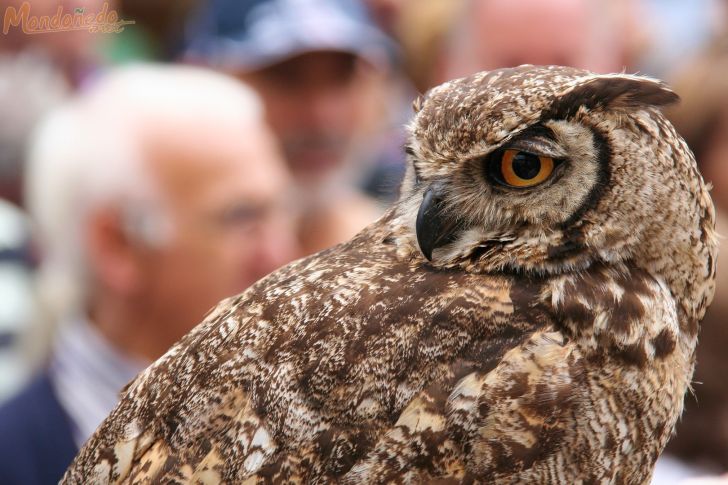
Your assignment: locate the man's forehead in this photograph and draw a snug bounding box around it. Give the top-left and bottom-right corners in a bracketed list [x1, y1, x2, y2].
[248, 51, 360, 82]
[139, 118, 284, 200]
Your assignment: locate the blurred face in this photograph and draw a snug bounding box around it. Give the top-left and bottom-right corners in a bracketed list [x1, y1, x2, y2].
[135, 116, 298, 343]
[240, 51, 383, 185]
[444, 0, 624, 80]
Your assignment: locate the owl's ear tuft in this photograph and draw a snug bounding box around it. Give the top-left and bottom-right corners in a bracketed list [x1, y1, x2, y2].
[412, 95, 425, 114]
[547, 75, 679, 119]
[587, 75, 679, 109]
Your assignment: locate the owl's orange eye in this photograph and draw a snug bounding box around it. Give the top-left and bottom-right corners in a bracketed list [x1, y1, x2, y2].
[498, 149, 555, 188]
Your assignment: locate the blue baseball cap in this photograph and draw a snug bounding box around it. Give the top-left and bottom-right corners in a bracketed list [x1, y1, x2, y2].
[184, 0, 394, 71]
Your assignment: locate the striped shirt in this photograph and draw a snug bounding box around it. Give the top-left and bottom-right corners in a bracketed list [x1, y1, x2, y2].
[48, 317, 147, 448]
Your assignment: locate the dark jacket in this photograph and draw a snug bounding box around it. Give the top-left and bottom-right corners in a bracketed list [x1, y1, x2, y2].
[0, 372, 78, 485]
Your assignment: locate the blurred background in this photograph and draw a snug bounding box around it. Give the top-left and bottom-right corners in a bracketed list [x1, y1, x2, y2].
[0, 0, 726, 483]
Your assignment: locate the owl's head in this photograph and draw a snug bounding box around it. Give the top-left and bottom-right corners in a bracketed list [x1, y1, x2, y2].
[396, 65, 715, 307]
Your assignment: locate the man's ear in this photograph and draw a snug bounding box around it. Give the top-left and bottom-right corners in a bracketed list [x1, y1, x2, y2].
[546, 74, 680, 119]
[85, 207, 145, 296]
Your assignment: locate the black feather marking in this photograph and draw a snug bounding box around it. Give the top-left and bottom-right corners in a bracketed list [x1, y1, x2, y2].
[560, 124, 612, 229]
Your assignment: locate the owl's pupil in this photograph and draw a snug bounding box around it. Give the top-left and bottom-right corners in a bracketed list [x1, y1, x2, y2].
[511, 153, 541, 179]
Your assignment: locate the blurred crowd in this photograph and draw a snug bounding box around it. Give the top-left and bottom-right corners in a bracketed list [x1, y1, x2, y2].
[0, 0, 726, 483]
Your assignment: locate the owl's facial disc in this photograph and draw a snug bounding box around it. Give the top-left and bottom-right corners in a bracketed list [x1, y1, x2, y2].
[412, 120, 606, 268]
[415, 140, 565, 260]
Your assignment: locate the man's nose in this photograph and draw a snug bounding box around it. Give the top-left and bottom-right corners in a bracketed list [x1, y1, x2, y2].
[307, 88, 347, 127]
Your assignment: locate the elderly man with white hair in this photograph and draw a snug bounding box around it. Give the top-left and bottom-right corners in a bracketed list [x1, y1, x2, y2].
[0, 64, 299, 485]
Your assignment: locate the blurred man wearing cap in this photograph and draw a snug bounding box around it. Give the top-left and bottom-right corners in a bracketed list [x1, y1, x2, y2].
[186, 0, 395, 254]
[0, 64, 299, 485]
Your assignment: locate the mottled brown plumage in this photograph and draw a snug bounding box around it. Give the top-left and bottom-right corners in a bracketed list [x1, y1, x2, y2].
[62, 65, 716, 484]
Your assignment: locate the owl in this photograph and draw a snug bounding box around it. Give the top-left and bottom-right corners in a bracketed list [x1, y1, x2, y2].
[62, 65, 716, 484]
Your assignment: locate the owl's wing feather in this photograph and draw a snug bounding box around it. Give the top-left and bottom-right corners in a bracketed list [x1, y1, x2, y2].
[340, 330, 580, 483]
[62, 218, 684, 484]
[340, 266, 685, 483]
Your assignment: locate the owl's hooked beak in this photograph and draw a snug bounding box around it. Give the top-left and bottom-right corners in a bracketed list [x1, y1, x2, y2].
[416, 182, 460, 261]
